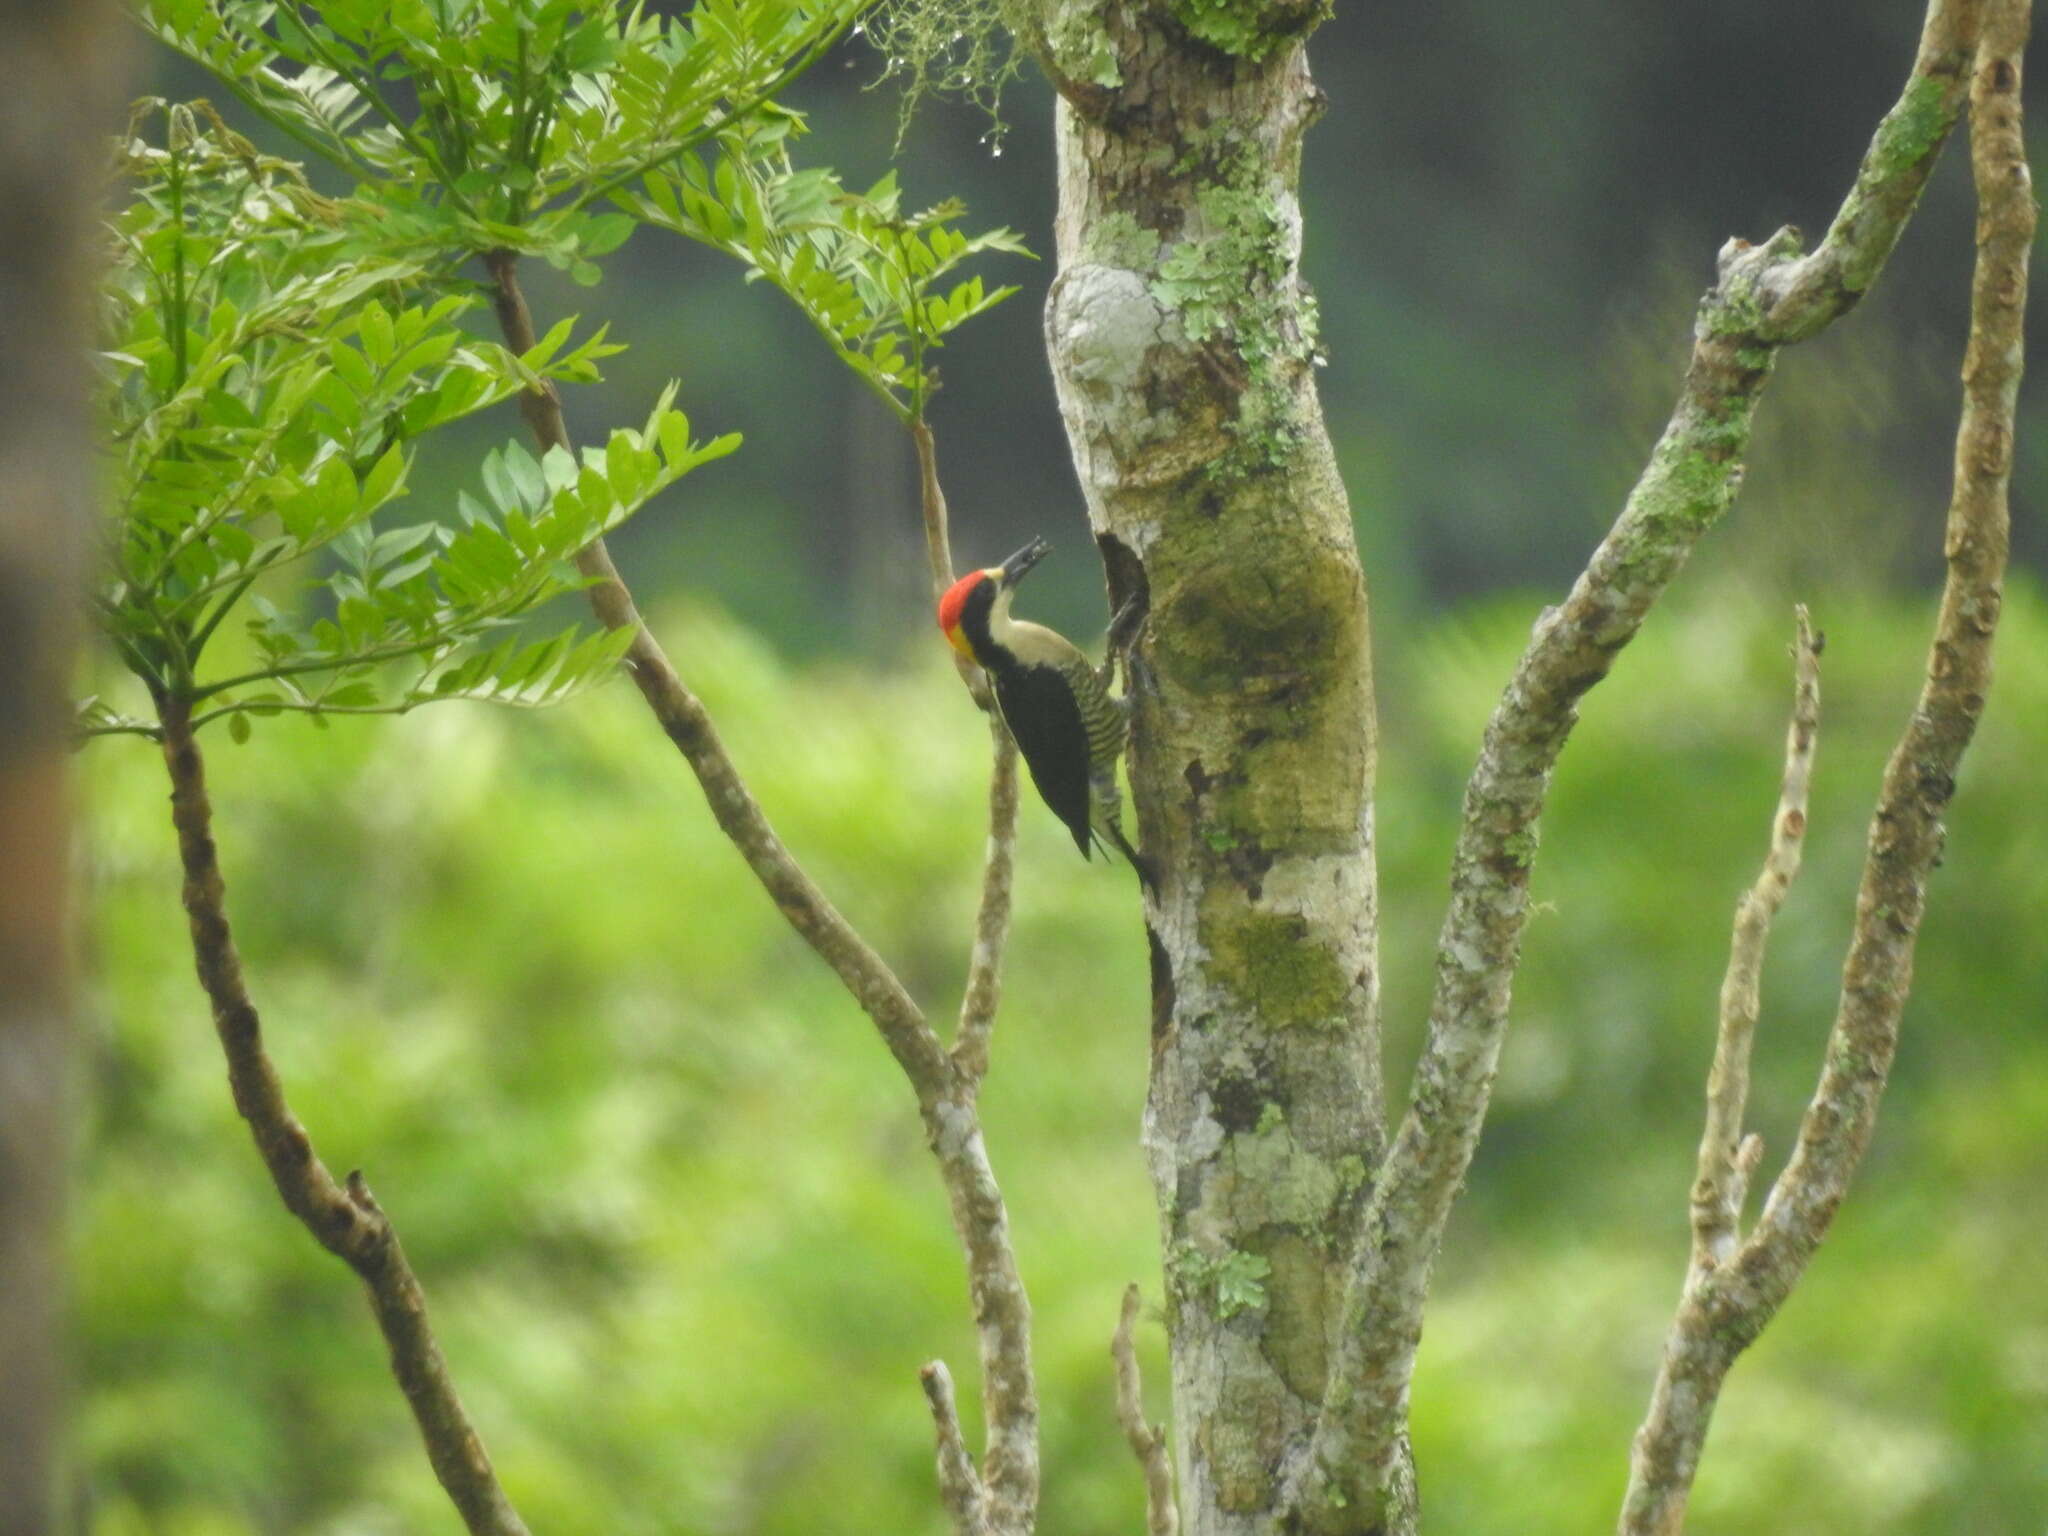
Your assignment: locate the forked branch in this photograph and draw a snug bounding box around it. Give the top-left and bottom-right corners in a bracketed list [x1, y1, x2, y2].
[1620, 609, 1823, 1534]
[1620, 7, 2030, 1527]
[483, 251, 1037, 1531]
[1693, 607, 1822, 1273]
[1294, 0, 1989, 1522]
[921, 1359, 990, 1535]
[156, 694, 528, 1536]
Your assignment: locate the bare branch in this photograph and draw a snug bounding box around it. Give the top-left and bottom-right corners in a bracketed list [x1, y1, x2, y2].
[1617, 7, 2028, 1526]
[953, 718, 1019, 1084]
[912, 417, 961, 607]
[910, 417, 1019, 1086]
[1620, 608, 1824, 1534]
[1293, 2, 1987, 1520]
[914, 418, 998, 708]
[483, 252, 1039, 1530]
[920, 1360, 990, 1536]
[1741, 0, 2027, 1312]
[1110, 1285, 1177, 1536]
[156, 695, 529, 1536]
[1692, 607, 1822, 1271]
[926, 1092, 1040, 1533]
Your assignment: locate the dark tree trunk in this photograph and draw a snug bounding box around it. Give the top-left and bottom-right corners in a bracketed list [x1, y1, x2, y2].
[0, 6, 126, 1532]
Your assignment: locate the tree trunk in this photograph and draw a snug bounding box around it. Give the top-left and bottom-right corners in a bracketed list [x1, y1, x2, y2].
[1040, 11, 1384, 1531]
[0, 5, 125, 1532]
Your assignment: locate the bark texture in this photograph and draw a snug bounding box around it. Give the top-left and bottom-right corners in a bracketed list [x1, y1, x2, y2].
[1039, 9, 1383, 1531]
[0, 6, 124, 1531]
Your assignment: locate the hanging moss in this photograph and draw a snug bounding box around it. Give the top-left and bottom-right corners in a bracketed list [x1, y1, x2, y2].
[865, 0, 1023, 149]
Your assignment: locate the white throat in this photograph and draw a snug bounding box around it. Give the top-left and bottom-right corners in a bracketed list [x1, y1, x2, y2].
[988, 583, 1020, 644]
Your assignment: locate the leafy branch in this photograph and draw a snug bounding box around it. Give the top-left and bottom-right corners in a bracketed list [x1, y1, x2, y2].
[133, 0, 866, 282]
[130, 4, 1038, 1528]
[93, 106, 722, 741]
[81, 103, 738, 1535]
[624, 142, 1030, 422]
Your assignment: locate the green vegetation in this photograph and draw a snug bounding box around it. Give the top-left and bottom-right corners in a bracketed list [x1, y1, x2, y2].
[85, 104, 703, 746]
[1174, 1245, 1273, 1321]
[77, 580, 2048, 1533]
[73, 8, 2045, 1534]
[622, 152, 1030, 425]
[78, 8, 1038, 1528]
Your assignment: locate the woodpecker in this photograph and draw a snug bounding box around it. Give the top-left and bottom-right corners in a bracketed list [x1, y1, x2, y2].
[938, 538, 1149, 882]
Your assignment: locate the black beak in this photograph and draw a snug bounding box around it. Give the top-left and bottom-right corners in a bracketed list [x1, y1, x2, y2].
[999, 537, 1051, 587]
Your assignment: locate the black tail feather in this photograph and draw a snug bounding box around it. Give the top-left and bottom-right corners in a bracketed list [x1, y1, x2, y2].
[1094, 821, 1158, 894]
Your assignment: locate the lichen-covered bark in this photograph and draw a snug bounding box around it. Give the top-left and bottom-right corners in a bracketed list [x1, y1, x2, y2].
[1035, 2, 1988, 1529]
[1039, 8, 1382, 1530]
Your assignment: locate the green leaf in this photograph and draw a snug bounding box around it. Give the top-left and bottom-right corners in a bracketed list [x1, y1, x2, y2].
[656, 408, 693, 467]
[502, 441, 548, 510]
[522, 316, 577, 374]
[580, 212, 636, 257]
[358, 301, 396, 368]
[361, 443, 408, 509]
[329, 339, 375, 398]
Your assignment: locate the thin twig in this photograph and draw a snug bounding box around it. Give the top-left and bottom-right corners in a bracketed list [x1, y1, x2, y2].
[482, 249, 1039, 1532]
[914, 417, 996, 708]
[1746, 0, 2030, 1272]
[920, 1360, 989, 1536]
[1293, 2, 1985, 1523]
[483, 248, 953, 1099]
[155, 693, 529, 1536]
[912, 416, 1020, 1084]
[1111, 1285, 1177, 1536]
[953, 717, 1018, 1084]
[912, 417, 959, 605]
[1618, 6, 2028, 1527]
[1692, 607, 1822, 1271]
[1620, 609, 1823, 1533]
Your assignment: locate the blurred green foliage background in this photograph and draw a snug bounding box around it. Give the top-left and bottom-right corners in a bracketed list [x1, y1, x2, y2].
[81, 3, 2048, 1532]
[77, 581, 2048, 1534]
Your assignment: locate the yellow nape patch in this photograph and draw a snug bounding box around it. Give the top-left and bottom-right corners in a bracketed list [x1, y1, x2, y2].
[944, 624, 976, 661]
